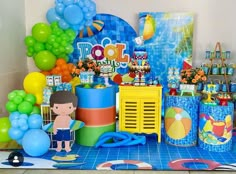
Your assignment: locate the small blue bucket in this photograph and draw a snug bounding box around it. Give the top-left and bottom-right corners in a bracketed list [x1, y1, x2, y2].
[227, 64, 234, 75]
[230, 82, 236, 92]
[214, 80, 221, 92]
[221, 83, 228, 92]
[211, 64, 219, 75]
[220, 66, 227, 75]
[201, 64, 209, 75]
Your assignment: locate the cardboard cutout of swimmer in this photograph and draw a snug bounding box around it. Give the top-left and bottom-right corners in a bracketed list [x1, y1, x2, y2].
[49, 91, 84, 152]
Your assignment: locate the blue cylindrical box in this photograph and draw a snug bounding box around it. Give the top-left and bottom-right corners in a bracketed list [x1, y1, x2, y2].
[198, 102, 234, 152]
[164, 94, 201, 146]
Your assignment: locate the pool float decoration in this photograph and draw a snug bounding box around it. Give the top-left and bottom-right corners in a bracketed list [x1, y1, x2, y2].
[95, 132, 146, 148]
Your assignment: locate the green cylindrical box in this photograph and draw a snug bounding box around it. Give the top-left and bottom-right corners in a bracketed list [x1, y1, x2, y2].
[75, 123, 116, 146]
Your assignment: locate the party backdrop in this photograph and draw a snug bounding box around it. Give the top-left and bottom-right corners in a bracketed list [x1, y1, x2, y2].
[139, 12, 194, 94]
[71, 13, 137, 84]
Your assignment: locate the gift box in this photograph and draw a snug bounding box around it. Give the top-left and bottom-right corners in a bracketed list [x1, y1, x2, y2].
[46, 75, 62, 86]
[56, 83, 72, 92]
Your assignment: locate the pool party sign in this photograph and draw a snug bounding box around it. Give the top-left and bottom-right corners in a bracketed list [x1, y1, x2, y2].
[76, 37, 130, 72]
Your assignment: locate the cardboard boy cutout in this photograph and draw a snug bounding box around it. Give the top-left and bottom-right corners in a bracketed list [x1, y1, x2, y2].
[49, 91, 81, 152]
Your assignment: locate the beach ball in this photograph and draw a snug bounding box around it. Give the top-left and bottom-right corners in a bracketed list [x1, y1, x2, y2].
[165, 107, 191, 140]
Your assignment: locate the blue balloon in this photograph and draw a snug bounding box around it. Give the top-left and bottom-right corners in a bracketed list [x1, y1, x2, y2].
[84, 0, 91, 7]
[55, 3, 65, 16]
[59, 19, 70, 30]
[18, 118, 27, 127]
[8, 127, 24, 140]
[9, 111, 20, 121]
[82, 7, 89, 13]
[28, 114, 43, 129]
[46, 8, 61, 23]
[56, 0, 63, 4]
[85, 19, 93, 26]
[22, 129, 50, 157]
[20, 124, 29, 131]
[63, 0, 73, 6]
[19, 114, 28, 121]
[11, 120, 19, 128]
[64, 5, 84, 25]
[78, 0, 84, 7]
[88, 2, 96, 11]
[16, 139, 22, 145]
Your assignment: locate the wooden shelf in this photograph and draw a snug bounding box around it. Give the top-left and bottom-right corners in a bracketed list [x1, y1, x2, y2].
[206, 42, 230, 93]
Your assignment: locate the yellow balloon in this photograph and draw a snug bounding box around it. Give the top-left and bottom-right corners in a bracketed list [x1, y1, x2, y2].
[23, 72, 46, 94]
[35, 93, 43, 105]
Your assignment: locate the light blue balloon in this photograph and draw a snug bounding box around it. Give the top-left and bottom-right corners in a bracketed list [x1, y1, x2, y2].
[59, 19, 70, 30]
[55, 0, 63, 4]
[85, 12, 93, 20]
[20, 124, 29, 131]
[22, 129, 50, 157]
[16, 138, 22, 145]
[85, 19, 93, 26]
[84, 0, 91, 7]
[55, 3, 65, 16]
[88, 2, 96, 11]
[63, 0, 73, 6]
[78, 0, 84, 7]
[64, 5, 84, 25]
[8, 127, 24, 140]
[46, 8, 61, 24]
[82, 7, 89, 13]
[20, 114, 28, 121]
[9, 111, 20, 121]
[18, 118, 27, 127]
[11, 120, 19, 128]
[28, 114, 43, 129]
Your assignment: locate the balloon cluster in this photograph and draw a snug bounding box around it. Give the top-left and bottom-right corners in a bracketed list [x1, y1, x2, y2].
[8, 112, 50, 157]
[8, 112, 42, 144]
[5, 90, 40, 115]
[25, 22, 76, 70]
[47, 0, 96, 31]
[41, 58, 75, 82]
[23, 72, 46, 105]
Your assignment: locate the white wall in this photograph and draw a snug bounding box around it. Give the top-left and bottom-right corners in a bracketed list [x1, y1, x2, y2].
[0, 0, 26, 116]
[25, 0, 236, 70]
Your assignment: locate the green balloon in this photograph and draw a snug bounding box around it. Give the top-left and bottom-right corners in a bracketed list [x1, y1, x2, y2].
[34, 42, 45, 53]
[6, 101, 18, 112]
[50, 21, 59, 30]
[27, 46, 35, 53]
[52, 48, 61, 56]
[61, 34, 69, 41]
[34, 50, 56, 71]
[18, 101, 33, 115]
[24, 36, 36, 47]
[31, 106, 41, 114]
[13, 95, 23, 105]
[8, 91, 17, 101]
[32, 23, 51, 43]
[45, 43, 53, 51]
[24, 93, 36, 105]
[27, 51, 34, 57]
[47, 35, 57, 44]
[65, 29, 76, 38]
[0, 117, 12, 143]
[65, 45, 74, 54]
[61, 40, 68, 47]
[53, 28, 63, 36]
[16, 90, 26, 98]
